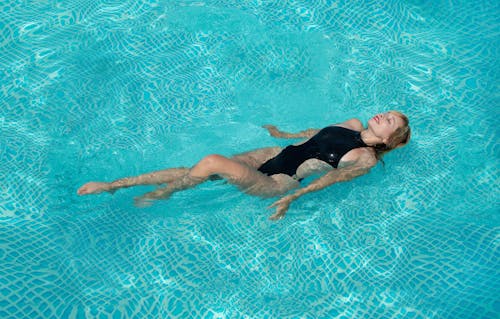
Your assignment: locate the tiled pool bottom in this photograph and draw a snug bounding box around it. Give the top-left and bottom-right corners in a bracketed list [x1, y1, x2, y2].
[4, 206, 497, 318]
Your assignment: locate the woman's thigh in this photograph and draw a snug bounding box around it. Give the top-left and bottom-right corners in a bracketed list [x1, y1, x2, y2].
[223, 165, 300, 198]
[230, 146, 282, 168]
[229, 147, 302, 197]
[193, 153, 298, 197]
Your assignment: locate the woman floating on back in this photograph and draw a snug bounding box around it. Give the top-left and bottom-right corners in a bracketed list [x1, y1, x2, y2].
[78, 111, 411, 220]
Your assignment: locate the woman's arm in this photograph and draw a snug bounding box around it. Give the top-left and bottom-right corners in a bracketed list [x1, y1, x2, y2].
[263, 118, 362, 139]
[268, 152, 377, 220]
[263, 125, 320, 139]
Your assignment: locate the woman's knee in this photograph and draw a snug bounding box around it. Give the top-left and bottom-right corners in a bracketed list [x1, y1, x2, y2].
[201, 154, 227, 166]
[193, 154, 227, 175]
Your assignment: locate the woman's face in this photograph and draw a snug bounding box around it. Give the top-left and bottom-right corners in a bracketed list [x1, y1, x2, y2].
[367, 111, 405, 144]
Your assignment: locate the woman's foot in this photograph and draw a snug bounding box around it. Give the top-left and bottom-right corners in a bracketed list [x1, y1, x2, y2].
[133, 196, 155, 208]
[77, 182, 112, 195]
[134, 188, 172, 207]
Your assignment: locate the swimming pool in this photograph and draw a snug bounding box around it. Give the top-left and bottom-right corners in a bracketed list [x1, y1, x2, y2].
[1, 0, 498, 318]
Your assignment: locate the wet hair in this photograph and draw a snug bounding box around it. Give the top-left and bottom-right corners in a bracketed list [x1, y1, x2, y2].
[373, 110, 411, 161]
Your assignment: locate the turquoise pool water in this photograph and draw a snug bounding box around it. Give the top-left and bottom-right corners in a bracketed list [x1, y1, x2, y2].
[1, 0, 499, 318]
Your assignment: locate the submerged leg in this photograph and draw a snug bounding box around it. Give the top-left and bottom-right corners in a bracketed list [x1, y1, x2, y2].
[134, 173, 207, 206]
[77, 167, 189, 195]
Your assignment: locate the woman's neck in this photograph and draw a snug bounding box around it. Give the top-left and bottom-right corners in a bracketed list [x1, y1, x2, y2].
[360, 129, 383, 146]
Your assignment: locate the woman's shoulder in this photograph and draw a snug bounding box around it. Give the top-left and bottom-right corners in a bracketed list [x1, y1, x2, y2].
[332, 118, 364, 131]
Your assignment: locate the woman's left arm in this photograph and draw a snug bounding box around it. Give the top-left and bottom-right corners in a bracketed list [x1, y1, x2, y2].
[268, 152, 377, 220]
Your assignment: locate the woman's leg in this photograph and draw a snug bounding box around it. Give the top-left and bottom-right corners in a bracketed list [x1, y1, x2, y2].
[78, 146, 286, 199]
[195, 146, 283, 181]
[134, 153, 299, 206]
[77, 167, 189, 195]
[230, 146, 282, 168]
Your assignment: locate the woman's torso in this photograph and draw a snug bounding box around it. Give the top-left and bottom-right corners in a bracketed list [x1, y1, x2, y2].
[258, 126, 368, 179]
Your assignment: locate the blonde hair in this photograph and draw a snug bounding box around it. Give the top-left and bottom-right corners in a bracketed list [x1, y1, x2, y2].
[373, 110, 411, 160]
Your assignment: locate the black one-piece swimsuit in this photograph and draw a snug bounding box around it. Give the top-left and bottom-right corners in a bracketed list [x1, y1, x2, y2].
[257, 126, 367, 177]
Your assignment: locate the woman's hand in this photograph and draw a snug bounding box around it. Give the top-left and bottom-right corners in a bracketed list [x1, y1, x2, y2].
[268, 195, 295, 220]
[77, 182, 113, 195]
[262, 124, 281, 137]
[134, 188, 172, 207]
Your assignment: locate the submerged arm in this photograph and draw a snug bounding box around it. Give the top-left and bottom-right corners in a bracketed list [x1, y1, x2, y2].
[263, 125, 320, 139]
[268, 153, 377, 220]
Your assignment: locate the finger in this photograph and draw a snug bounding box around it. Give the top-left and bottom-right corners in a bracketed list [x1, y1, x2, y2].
[268, 213, 284, 221]
[267, 203, 278, 209]
[268, 201, 284, 209]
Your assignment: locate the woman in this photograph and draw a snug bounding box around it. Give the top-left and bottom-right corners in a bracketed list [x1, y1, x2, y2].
[78, 111, 411, 220]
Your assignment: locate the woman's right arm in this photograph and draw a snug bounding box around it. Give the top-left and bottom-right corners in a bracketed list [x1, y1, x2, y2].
[268, 149, 377, 220]
[262, 125, 320, 139]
